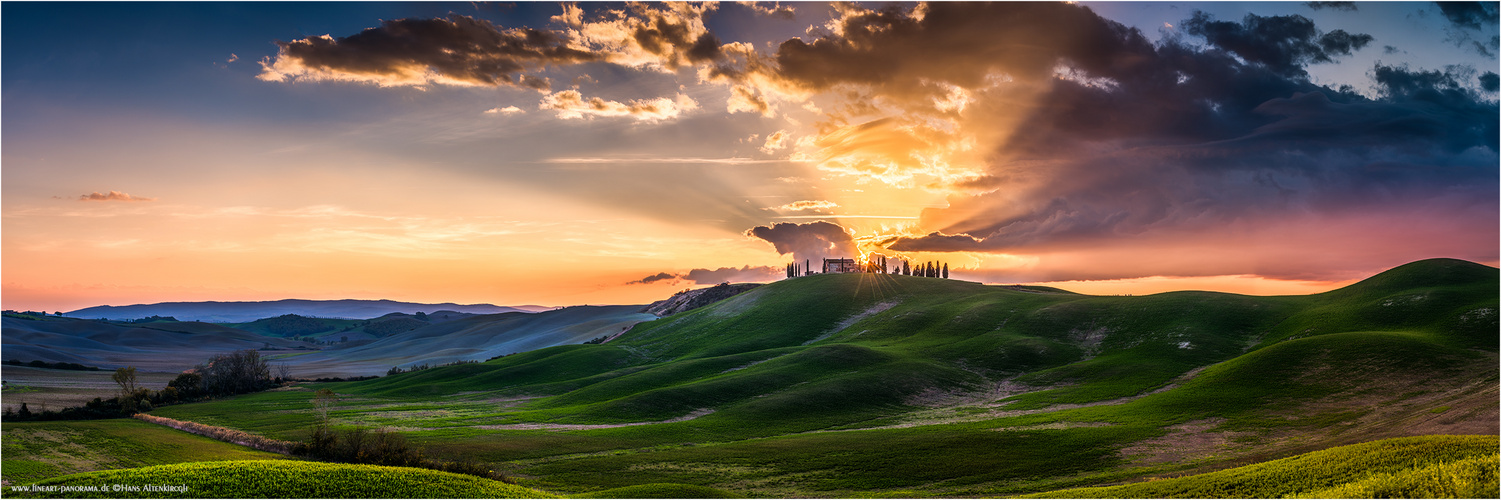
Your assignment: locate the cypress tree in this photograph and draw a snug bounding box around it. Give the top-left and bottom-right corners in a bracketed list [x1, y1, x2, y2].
[943, 263, 949, 279]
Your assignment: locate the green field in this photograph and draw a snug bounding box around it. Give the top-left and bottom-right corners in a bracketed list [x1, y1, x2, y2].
[1, 420, 286, 484]
[12, 259, 1499, 497]
[3, 460, 552, 499]
[1025, 435, 1499, 498]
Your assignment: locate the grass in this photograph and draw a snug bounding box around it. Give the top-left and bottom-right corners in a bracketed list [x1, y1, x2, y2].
[0, 420, 286, 484]
[2, 460, 554, 498]
[46, 258, 1499, 497]
[1023, 435, 1499, 498]
[569, 483, 741, 498]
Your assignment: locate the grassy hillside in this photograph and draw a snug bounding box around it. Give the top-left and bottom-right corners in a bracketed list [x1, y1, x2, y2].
[137, 259, 1501, 497]
[1025, 435, 1498, 498]
[3, 460, 553, 498]
[1, 420, 286, 484]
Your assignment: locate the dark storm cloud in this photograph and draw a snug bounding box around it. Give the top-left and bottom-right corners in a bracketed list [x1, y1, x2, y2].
[1481, 71, 1500, 91]
[1182, 11, 1373, 77]
[745, 221, 857, 262]
[884, 232, 982, 253]
[259, 15, 599, 88]
[1436, 2, 1499, 31]
[750, 2, 1161, 95]
[1433, 2, 1501, 58]
[852, 3, 1497, 280]
[1306, 2, 1358, 11]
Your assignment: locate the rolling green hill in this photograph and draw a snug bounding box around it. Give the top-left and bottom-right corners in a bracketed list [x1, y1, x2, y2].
[3, 460, 552, 499]
[1, 420, 286, 485]
[1025, 435, 1498, 498]
[142, 258, 1498, 497]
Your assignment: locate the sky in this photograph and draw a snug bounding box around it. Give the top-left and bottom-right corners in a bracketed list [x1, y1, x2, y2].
[3, 1, 1497, 311]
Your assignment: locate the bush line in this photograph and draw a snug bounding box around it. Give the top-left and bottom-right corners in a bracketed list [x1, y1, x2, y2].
[133, 413, 295, 455]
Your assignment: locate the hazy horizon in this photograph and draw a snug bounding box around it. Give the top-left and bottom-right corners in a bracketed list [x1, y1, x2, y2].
[5, 1, 1497, 312]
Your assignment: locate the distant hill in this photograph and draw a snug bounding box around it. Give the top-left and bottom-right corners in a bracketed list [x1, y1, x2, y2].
[276, 305, 657, 378]
[225, 311, 480, 341]
[3, 306, 652, 376]
[0, 315, 313, 372]
[65, 299, 552, 323]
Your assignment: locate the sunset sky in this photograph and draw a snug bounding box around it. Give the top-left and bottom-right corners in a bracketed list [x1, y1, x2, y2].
[4, 1, 1497, 311]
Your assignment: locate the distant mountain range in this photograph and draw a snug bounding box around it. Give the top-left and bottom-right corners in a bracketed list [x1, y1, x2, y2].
[65, 299, 554, 323]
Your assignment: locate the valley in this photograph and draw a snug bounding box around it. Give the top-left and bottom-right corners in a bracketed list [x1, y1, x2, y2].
[2, 258, 1496, 497]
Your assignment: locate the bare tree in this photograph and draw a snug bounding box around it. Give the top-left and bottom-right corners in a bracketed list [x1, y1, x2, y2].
[276, 362, 292, 381]
[112, 367, 138, 396]
[312, 388, 338, 427]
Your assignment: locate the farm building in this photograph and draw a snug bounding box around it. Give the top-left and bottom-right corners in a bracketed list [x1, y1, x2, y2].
[823, 258, 859, 274]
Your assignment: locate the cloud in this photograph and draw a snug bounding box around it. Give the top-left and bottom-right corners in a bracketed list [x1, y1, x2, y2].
[627, 272, 678, 285]
[727, 85, 773, 116]
[539, 90, 699, 122]
[626, 265, 781, 285]
[739, 2, 796, 20]
[745, 221, 858, 262]
[484, 106, 525, 115]
[1436, 2, 1500, 31]
[257, 15, 599, 88]
[683, 265, 781, 284]
[1182, 11, 1373, 77]
[1305, 2, 1358, 11]
[768, 200, 838, 212]
[554, 2, 725, 70]
[1432, 3, 1500, 58]
[690, 2, 1499, 283]
[256, 4, 748, 93]
[760, 130, 789, 153]
[79, 191, 156, 202]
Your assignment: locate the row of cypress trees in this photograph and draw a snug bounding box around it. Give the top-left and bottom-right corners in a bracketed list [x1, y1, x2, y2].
[785, 259, 950, 278]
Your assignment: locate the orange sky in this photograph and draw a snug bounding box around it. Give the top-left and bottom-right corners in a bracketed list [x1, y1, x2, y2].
[4, 2, 1496, 312]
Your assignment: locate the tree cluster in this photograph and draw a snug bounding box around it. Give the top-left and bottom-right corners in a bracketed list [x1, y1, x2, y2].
[897, 260, 950, 278]
[262, 314, 329, 336]
[386, 359, 478, 376]
[2, 349, 281, 422]
[198, 349, 273, 395]
[123, 315, 178, 323]
[4, 359, 102, 371]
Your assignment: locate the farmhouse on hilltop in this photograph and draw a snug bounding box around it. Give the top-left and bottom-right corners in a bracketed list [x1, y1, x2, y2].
[823, 258, 859, 274]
